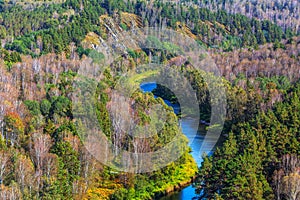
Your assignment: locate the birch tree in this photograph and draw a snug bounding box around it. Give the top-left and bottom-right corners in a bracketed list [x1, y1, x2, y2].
[0, 150, 10, 184]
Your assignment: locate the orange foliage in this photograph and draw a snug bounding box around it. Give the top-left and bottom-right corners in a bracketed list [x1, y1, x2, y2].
[4, 112, 24, 134]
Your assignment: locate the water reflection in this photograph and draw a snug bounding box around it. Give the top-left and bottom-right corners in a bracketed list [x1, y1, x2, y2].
[140, 82, 212, 200]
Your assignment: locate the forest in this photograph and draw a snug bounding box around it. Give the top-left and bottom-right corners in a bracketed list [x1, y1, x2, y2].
[185, 0, 300, 34]
[0, 0, 299, 199]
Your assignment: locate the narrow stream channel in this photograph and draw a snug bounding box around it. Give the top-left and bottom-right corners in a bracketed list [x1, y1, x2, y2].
[140, 82, 214, 200]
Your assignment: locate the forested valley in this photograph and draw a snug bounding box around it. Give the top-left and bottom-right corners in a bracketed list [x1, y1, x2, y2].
[0, 0, 299, 199]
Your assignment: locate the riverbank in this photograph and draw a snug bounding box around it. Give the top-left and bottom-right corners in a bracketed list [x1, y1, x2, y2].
[140, 82, 203, 200]
[84, 141, 198, 200]
[153, 153, 198, 199]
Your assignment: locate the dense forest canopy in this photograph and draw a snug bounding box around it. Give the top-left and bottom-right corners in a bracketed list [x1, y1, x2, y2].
[0, 0, 299, 199]
[183, 0, 300, 34]
[0, 0, 295, 57]
[196, 82, 300, 199]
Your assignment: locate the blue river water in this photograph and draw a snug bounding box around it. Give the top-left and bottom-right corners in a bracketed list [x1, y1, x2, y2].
[140, 82, 212, 200]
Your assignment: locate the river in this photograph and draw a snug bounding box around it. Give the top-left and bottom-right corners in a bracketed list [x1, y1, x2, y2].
[140, 82, 213, 200]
